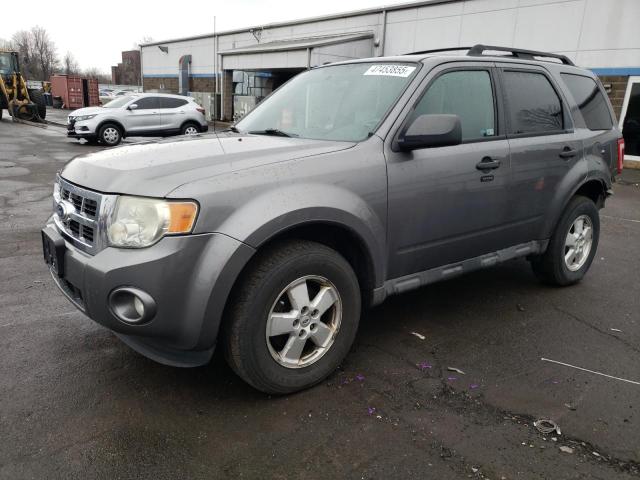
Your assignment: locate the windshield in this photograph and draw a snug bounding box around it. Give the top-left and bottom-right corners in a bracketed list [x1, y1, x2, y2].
[236, 62, 418, 142]
[0, 52, 14, 75]
[103, 96, 137, 108]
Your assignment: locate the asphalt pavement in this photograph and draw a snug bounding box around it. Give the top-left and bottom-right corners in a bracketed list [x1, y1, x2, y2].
[1, 114, 639, 479]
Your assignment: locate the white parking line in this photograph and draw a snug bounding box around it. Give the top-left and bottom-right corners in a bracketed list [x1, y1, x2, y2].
[541, 357, 640, 386]
[601, 214, 640, 224]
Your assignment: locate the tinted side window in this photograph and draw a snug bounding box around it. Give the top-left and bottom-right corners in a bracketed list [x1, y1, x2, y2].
[561, 74, 613, 131]
[413, 70, 496, 141]
[159, 97, 188, 109]
[133, 97, 159, 110]
[502, 71, 563, 134]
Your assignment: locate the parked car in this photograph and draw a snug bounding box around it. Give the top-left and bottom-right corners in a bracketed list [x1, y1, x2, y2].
[43, 45, 623, 394]
[66, 93, 208, 145]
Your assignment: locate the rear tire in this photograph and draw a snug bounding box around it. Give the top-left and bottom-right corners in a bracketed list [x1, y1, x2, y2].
[223, 240, 361, 394]
[98, 123, 122, 146]
[530, 195, 600, 286]
[28, 89, 47, 120]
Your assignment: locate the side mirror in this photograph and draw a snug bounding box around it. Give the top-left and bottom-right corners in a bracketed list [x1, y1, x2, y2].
[127, 103, 138, 111]
[397, 114, 462, 151]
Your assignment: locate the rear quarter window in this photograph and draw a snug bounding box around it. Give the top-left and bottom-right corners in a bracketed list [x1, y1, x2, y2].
[561, 73, 613, 131]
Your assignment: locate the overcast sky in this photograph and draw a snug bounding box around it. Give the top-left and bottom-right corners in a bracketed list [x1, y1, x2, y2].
[5, 0, 411, 72]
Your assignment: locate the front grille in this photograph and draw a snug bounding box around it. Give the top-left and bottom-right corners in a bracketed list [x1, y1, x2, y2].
[54, 176, 109, 255]
[61, 188, 98, 218]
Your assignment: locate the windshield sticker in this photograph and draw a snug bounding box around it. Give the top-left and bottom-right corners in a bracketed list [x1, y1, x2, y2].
[364, 65, 416, 78]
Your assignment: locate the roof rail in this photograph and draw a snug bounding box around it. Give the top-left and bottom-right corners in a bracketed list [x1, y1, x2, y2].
[467, 44, 575, 66]
[405, 46, 473, 56]
[405, 44, 575, 66]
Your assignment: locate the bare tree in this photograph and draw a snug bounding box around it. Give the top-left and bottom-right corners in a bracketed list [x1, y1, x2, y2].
[0, 37, 13, 50]
[82, 67, 110, 84]
[134, 36, 154, 48]
[11, 30, 34, 77]
[62, 51, 80, 75]
[10, 27, 59, 80]
[31, 26, 58, 80]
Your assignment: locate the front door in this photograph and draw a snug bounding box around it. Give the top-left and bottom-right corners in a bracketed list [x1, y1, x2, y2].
[386, 64, 511, 279]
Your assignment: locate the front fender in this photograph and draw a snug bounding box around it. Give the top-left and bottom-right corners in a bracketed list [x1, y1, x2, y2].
[216, 183, 387, 287]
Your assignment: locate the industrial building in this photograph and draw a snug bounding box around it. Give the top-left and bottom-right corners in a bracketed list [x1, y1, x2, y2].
[140, 0, 640, 166]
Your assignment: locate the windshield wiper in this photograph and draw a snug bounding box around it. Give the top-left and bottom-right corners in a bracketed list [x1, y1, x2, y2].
[224, 125, 240, 133]
[248, 128, 297, 137]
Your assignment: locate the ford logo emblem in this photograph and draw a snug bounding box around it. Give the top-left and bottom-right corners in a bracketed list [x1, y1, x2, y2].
[56, 201, 74, 221]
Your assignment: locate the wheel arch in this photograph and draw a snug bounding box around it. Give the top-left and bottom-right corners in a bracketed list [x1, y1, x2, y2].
[256, 220, 377, 306]
[542, 175, 608, 240]
[195, 216, 381, 352]
[96, 119, 126, 138]
[180, 119, 200, 131]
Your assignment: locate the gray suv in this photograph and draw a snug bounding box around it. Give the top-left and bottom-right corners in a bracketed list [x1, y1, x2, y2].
[42, 45, 624, 394]
[67, 93, 208, 146]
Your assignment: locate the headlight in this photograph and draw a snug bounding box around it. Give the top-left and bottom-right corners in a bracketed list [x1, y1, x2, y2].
[107, 196, 198, 248]
[75, 114, 97, 122]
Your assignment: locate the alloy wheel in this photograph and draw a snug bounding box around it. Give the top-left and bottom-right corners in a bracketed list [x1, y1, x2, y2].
[564, 214, 593, 271]
[265, 275, 342, 368]
[103, 127, 119, 144]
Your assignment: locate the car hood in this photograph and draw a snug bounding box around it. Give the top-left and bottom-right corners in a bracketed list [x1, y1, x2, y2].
[61, 133, 355, 197]
[69, 106, 105, 117]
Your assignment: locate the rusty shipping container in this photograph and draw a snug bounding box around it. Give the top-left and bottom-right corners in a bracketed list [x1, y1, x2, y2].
[51, 75, 101, 109]
[86, 78, 100, 107]
[51, 75, 84, 109]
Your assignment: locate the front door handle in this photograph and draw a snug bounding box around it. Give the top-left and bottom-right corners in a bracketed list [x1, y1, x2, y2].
[476, 157, 501, 171]
[559, 146, 578, 159]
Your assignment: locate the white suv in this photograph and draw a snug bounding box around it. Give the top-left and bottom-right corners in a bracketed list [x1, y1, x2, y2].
[67, 93, 209, 146]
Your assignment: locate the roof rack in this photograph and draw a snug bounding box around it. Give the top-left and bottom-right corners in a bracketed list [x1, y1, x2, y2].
[405, 44, 575, 66]
[467, 44, 575, 65]
[406, 46, 473, 56]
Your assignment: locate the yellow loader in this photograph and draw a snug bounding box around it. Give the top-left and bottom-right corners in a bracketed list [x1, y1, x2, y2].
[0, 50, 47, 122]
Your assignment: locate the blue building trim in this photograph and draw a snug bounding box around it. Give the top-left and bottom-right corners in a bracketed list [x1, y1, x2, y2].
[143, 73, 219, 78]
[590, 67, 640, 76]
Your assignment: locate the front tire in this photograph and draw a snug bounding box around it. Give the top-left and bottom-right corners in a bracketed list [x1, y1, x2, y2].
[98, 123, 122, 146]
[181, 122, 200, 135]
[530, 195, 600, 286]
[223, 240, 361, 394]
[28, 89, 47, 120]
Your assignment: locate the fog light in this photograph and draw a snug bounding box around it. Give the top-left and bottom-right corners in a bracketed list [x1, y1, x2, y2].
[108, 287, 156, 325]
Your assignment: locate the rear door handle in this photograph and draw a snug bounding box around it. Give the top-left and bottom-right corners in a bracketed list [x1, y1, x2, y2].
[476, 157, 501, 171]
[559, 147, 578, 159]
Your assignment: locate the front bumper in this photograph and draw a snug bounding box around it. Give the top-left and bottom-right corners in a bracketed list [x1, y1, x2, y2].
[45, 220, 254, 366]
[67, 118, 98, 139]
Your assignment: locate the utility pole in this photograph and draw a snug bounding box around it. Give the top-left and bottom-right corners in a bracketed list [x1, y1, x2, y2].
[213, 15, 217, 122]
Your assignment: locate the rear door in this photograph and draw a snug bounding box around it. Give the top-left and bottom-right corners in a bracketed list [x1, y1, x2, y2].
[385, 62, 512, 278]
[158, 97, 189, 131]
[559, 72, 618, 175]
[497, 65, 583, 244]
[124, 96, 162, 133]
